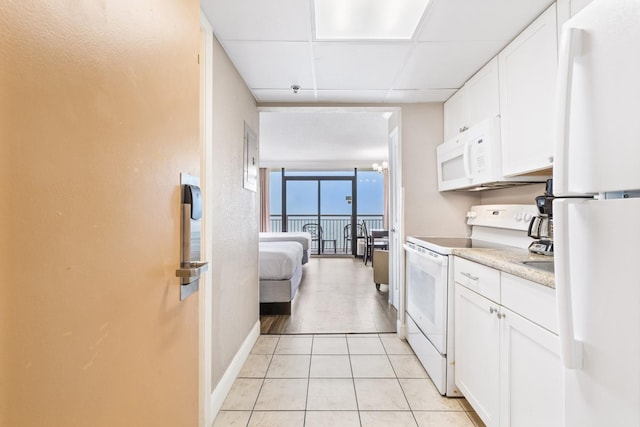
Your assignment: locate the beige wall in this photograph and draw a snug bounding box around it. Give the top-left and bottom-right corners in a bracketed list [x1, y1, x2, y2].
[400, 104, 480, 236]
[256, 102, 545, 234]
[480, 183, 546, 205]
[208, 35, 260, 389]
[1, 2, 200, 426]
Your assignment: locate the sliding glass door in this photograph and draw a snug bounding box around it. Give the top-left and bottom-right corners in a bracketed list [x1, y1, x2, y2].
[320, 180, 352, 254]
[282, 172, 356, 255]
[269, 169, 384, 257]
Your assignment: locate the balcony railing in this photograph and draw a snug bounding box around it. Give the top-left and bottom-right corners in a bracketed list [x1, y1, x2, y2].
[268, 214, 384, 254]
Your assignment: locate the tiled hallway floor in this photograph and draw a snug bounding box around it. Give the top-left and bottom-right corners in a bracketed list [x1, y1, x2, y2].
[214, 334, 484, 427]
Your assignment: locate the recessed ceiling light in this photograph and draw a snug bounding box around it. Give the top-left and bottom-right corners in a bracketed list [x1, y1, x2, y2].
[314, 0, 431, 40]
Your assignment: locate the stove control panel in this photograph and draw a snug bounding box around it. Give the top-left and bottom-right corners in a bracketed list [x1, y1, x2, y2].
[467, 204, 539, 231]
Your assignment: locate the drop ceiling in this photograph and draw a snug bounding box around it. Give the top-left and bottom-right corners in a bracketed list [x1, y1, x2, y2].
[260, 109, 392, 169]
[201, 0, 555, 104]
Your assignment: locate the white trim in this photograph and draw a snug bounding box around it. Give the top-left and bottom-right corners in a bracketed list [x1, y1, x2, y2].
[210, 321, 261, 420]
[199, 10, 214, 427]
[397, 319, 408, 340]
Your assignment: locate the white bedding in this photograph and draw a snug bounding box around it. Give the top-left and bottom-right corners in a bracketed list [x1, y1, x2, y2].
[259, 232, 312, 264]
[259, 241, 303, 280]
[259, 232, 312, 251]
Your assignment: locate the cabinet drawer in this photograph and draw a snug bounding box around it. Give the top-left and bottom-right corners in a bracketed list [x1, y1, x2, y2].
[501, 273, 558, 334]
[454, 257, 500, 303]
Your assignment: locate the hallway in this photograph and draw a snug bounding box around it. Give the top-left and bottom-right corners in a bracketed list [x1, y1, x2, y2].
[260, 258, 397, 334]
[214, 334, 483, 427]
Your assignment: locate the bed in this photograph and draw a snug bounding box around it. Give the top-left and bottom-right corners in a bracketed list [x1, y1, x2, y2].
[259, 232, 312, 264]
[259, 241, 304, 315]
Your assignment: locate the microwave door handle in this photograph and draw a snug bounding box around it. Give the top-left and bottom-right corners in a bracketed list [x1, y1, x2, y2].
[463, 141, 472, 179]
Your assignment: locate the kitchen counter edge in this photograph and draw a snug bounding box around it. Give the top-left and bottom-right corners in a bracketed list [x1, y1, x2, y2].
[451, 248, 555, 289]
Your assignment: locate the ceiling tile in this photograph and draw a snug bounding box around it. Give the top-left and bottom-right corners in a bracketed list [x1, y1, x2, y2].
[316, 90, 389, 103]
[260, 111, 390, 167]
[417, 0, 554, 41]
[385, 89, 456, 103]
[202, 0, 312, 42]
[253, 89, 317, 103]
[393, 41, 504, 89]
[314, 43, 412, 90]
[221, 41, 315, 90]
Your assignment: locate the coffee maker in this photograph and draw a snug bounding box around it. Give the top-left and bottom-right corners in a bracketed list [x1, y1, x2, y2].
[528, 179, 554, 255]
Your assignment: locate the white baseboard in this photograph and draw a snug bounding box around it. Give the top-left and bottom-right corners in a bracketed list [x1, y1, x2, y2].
[397, 318, 407, 340]
[209, 320, 260, 422]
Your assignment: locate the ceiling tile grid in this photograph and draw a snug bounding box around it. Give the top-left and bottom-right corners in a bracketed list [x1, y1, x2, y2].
[201, 0, 555, 104]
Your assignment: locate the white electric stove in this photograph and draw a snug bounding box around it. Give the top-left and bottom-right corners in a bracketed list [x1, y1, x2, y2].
[403, 204, 538, 396]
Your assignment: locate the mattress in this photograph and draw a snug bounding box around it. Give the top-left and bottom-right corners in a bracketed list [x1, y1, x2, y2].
[259, 232, 312, 251]
[259, 241, 303, 280]
[260, 263, 303, 303]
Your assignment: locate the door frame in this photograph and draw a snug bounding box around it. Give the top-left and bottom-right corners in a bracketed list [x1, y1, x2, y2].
[388, 125, 403, 321]
[259, 106, 403, 334]
[199, 11, 214, 427]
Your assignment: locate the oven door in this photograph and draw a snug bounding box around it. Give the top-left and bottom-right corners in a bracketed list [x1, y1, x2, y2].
[404, 242, 449, 354]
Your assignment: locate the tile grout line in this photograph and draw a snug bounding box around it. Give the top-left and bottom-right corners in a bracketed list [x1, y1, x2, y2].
[302, 335, 316, 427]
[246, 335, 281, 427]
[382, 335, 423, 427]
[345, 334, 364, 427]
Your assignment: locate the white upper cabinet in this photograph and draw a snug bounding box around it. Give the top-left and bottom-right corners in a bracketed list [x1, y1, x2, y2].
[444, 57, 500, 142]
[443, 87, 470, 142]
[499, 5, 558, 176]
[467, 57, 500, 126]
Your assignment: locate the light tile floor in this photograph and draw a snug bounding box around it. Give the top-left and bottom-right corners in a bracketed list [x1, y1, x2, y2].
[215, 334, 485, 427]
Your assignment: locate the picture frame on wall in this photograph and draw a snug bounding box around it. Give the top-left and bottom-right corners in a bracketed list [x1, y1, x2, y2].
[243, 122, 258, 192]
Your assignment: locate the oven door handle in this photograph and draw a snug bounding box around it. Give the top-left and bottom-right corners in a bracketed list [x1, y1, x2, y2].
[403, 243, 447, 266]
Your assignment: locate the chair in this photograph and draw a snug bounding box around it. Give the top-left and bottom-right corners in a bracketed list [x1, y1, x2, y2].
[321, 224, 337, 254]
[362, 220, 388, 266]
[302, 223, 321, 254]
[302, 223, 336, 254]
[343, 223, 364, 254]
[373, 249, 389, 291]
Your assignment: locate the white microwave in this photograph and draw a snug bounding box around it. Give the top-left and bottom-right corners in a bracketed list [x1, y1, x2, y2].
[436, 116, 547, 191]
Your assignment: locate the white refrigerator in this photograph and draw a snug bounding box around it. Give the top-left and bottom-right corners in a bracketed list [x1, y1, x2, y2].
[553, 0, 640, 426]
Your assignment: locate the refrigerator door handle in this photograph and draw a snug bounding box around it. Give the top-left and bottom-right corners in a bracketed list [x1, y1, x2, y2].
[554, 199, 583, 369]
[554, 27, 583, 196]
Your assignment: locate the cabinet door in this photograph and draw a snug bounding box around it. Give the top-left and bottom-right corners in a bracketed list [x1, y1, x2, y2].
[455, 284, 500, 427]
[467, 57, 500, 126]
[499, 4, 557, 176]
[443, 88, 469, 142]
[499, 307, 563, 427]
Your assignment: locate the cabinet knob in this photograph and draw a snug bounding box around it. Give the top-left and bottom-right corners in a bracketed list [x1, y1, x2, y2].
[489, 307, 497, 314]
[548, 156, 554, 163]
[497, 312, 506, 319]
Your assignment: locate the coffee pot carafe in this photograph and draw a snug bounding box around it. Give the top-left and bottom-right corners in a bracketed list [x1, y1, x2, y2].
[528, 216, 553, 240]
[528, 179, 554, 256]
[528, 216, 554, 255]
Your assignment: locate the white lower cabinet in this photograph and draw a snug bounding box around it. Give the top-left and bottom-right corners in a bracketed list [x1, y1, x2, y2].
[454, 257, 563, 427]
[455, 284, 500, 426]
[499, 307, 563, 427]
